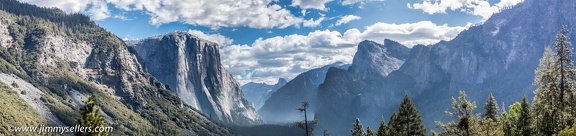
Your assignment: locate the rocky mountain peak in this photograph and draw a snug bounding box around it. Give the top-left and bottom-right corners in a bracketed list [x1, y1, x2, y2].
[349, 40, 408, 79]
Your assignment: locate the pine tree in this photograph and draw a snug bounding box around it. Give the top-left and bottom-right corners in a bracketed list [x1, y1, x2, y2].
[533, 26, 576, 135]
[517, 96, 532, 136]
[541, 111, 555, 136]
[77, 95, 107, 136]
[397, 95, 426, 136]
[351, 118, 366, 136]
[367, 127, 376, 136]
[483, 93, 499, 122]
[436, 91, 480, 136]
[388, 113, 402, 135]
[377, 115, 389, 136]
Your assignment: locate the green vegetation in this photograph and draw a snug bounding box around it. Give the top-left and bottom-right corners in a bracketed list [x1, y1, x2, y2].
[0, 81, 48, 135]
[351, 118, 365, 136]
[349, 95, 426, 136]
[77, 95, 107, 136]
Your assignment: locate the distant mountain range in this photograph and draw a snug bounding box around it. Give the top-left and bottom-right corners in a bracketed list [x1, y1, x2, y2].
[257, 62, 349, 123]
[241, 78, 287, 110]
[312, 0, 576, 134]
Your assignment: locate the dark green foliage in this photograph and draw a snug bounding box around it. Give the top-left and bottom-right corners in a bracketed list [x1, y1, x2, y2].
[77, 95, 107, 136]
[541, 111, 555, 136]
[397, 95, 426, 136]
[483, 93, 499, 122]
[366, 127, 376, 136]
[351, 118, 365, 136]
[517, 96, 532, 136]
[377, 115, 390, 136]
[388, 113, 402, 135]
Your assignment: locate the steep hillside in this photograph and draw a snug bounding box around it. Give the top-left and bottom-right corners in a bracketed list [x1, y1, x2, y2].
[0, 0, 235, 135]
[127, 32, 263, 126]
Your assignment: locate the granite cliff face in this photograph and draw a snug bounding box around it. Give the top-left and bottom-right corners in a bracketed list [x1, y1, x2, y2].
[127, 32, 263, 126]
[314, 0, 576, 134]
[242, 78, 287, 110]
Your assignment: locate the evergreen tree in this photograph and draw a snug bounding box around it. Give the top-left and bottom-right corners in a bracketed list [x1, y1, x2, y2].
[377, 115, 389, 136]
[397, 95, 426, 136]
[436, 91, 480, 136]
[517, 96, 532, 136]
[541, 111, 555, 136]
[351, 118, 366, 136]
[483, 93, 499, 121]
[388, 113, 402, 135]
[479, 118, 503, 136]
[77, 95, 107, 136]
[367, 127, 376, 136]
[533, 26, 576, 135]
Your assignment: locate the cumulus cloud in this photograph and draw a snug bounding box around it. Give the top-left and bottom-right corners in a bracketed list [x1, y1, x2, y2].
[335, 15, 361, 26]
[221, 21, 469, 84]
[351, 21, 471, 46]
[21, 0, 332, 29]
[21, 0, 110, 20]
[408, 0, 524, 19]
[187, 30, 234, 46]
[303, 17, 326, 28]
[221, 29, 358, 84]
[291, 0, 333, 11]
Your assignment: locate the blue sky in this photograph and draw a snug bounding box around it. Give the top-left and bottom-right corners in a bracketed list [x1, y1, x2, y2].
[21, 0, 523, 84]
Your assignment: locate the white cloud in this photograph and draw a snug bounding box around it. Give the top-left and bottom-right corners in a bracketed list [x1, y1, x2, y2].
[187, 30, 234, 46]
[221, 21, 469, 84]
[335, 15, 361, 26]
[353, 21, 471, 46]
[303, 17, 326, 28]
[20, 0, 110, 20]
[221, 29, 358, 84]
[291, 0, 333, 11]
[20, 0, 330, 29]
[341, 0, 386, 6]
[409, 0, 524, 20]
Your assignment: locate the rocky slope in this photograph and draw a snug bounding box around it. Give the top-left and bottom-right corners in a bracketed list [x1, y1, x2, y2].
[127, 32, 263, 126]
[242, 78, 287, 110]
[314, 0, 576, 134]
[257, 62, 350, 123]
[0, 0, 235, 135]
